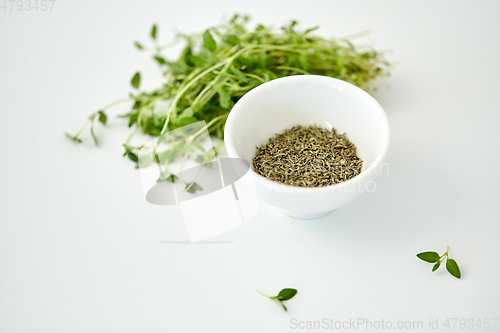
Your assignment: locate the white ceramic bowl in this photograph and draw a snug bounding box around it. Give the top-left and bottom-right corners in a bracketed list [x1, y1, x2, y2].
[224, 75, 390, 219]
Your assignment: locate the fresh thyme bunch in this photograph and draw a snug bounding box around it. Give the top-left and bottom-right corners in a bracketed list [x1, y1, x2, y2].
[67, 15, 390, 164]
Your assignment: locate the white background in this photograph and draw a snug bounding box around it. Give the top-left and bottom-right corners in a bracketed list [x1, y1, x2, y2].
[1, 1, 500, 332]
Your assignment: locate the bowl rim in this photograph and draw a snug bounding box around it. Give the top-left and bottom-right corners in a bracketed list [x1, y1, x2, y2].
[224, 75, 391, 192]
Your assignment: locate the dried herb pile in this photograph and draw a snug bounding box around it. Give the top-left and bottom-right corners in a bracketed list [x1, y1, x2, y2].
[66, 15, 390, 166]
[252, 125, 362, 187]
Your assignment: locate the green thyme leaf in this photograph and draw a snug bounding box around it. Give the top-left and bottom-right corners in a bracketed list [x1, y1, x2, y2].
[416, 252, 440, 263]
[131, 72, 141, 89]
[185, 182, 202, 193]
[178, 116, 199, 127]
[157, 174, 178, 183]
[446, 259, 461, 279]
[223, 34, 240, 45]
[167, 174, 178, 183]
[203, 30, 216, 51]
[229, 65, 247, 82]
[179, 107, 194, 118]
[97, 110, 107, 125]
[134, 41, 143, 50]
[127, 151, 138, 162]
[154, 56, 166, 65]
[189, 182, 202, 191]
[274, 288, 297, 301]
[151, 24, 157, 40]
[304, 26, 319, 34]
[257, 288, 297, 312]
[432, 261, 441, 272]
[128, 113, 138, 127]
[217, 86, 230, 108]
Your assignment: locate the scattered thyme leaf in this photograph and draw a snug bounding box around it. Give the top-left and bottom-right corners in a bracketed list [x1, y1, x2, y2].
[257, 288, 297, 312]
[97, 110, 107, 125]
[432, 261, 441, 272]
[131, 72, 140, 89]
[190, 182, 202, 191]
[416, 252, 440, 263]
[167, 174, 178, 183]
[157, 174, 178, 183]
[154, 56, 166, 65]
[446, 258, 461, 279]
[127, 151, 138, 162]
[185, 182, 202, 193]
[274, 288, 297, 301]
[151, 24, 157, 40]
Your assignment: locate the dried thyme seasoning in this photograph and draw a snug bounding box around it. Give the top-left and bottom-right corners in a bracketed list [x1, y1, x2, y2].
[252, 125, 362, 187]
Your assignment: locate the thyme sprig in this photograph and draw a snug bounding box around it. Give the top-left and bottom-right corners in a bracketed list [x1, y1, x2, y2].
[417, 246, 461, 279]
[257, 288, 298, 312]
[67, 15, 390, 165]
